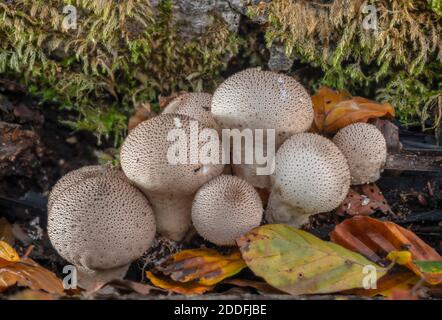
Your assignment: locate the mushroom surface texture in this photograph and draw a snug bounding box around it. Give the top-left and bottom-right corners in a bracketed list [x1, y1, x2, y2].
[192, 175, 263, 246]
[211, 68, 314, 189]
[332, 123, 387, 185]
[266, 133, 350, 227]
[162, 92, 219, 130]
[47, 167, 156, 289]
[47, 165, 124, 211]
[120, 113, 224, 241]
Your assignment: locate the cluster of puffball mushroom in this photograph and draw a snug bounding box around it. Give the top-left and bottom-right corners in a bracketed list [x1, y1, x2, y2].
[47, 68, 387, 288]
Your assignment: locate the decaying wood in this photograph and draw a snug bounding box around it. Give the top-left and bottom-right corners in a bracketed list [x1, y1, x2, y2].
[385, 152, 442, 172]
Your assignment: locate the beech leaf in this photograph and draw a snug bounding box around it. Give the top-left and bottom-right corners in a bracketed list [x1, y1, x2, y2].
[331, 216, 442, 285]
[155, 248, 246, 286]
[311, 86, 395, 133]
[146, 271, 214, 295]
[236, 224, 388, 295]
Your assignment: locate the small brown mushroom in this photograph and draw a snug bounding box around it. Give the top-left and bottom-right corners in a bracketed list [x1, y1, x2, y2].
[266, 133, 350, 226]
[332, 123, 387, 185]
[192, 175, 263, 246]
[120, 114, 224, 241]
[211, 68, 314, 189]
[47, 166, 156, 289]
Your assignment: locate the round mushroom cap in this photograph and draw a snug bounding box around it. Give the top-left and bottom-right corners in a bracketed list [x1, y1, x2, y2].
[211, 68, 314, 145]
[273, 133, 350, 215]
[120, 114, 224, 195]
[192, 175, 263, 246]
[162, 93, 219, 130]
[332, 123, 387, 185]
[48, 173, 156, 271]
[47, 165, 124, 211]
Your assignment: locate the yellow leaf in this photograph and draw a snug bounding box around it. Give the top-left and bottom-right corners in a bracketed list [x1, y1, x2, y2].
[146, 271, 213, 295]
[156, 248, 246, 286]
[0, 218, 14, 244]
[387, 251, 413, 266]
[237, 224, 388, 295]
[0, 240, 20, 262]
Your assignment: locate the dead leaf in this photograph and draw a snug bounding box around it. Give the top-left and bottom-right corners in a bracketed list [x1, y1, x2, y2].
[330, 216, 442, 285]
[146, 271, 214, 295]
[346, 269, 419, 297]
[335, 183, 392, 216]
[237, 224, 388, 295]
[86, 278, 162, 296]
[155, 248, 246, 286]
[0, 240, 19, 262]
[387, 288, 419, 300]
[158, 92, 183, 110]
[8, 289, 59, 300]
[0, 218, 14, 245]
[128, 102, 156, 132]
[0, 241, 64, 294]
[311, 86, 395, 133]
[0, 258, 65, 294]
[223, 278, 284, 294]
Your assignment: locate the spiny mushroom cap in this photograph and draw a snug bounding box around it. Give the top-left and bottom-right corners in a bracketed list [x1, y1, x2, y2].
[48, 174, 156, 271]
[211, 68, 314, 144]
[47, 165, 125, 212]
[273, 133, 350, 215]
[192, 175, 263, 246]
[120, 114, 224, 195]
[163, 93, 219, 130]
[332, 123, 387, 185]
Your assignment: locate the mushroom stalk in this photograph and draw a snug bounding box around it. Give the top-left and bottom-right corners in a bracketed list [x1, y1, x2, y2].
[76, 265, 130, 291]
[265, 188, 311, 227]
[144, 191, 193, 241]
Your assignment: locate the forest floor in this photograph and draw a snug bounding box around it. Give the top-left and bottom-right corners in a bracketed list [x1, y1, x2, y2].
[0, 83, 441, 299]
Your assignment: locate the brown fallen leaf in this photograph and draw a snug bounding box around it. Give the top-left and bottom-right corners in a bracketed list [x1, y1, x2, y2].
[387, 288, 419, 300]
[8, 289, 59, 300]
[85, 278, 162, 297]
[0, 241, 64, 294]
[158, 92, 183, 110]
[128, 102, 157, 132]
[330, 216, 442, 285]
[155, 248, 247, 286]
[223, 278, 284, 294]
[346, 269, 419, 297]
[146, 271, 214, 295]
[0, 218, 14, 245]
[335, 183, 393, 216]
[311, 86, 395, 133]
[311, 86, 352, 132]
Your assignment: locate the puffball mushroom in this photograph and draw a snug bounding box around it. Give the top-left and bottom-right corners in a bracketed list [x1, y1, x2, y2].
[332, 123, 387, 185]
[162, 92, 219, 130]
[192, 175, 263, 246]
[120, 113, 224, 241]
[211, 68, 314, 189]
[47, 165, 124, 212]
[266, 133, 350, 227]
[47, 166, 156, 289]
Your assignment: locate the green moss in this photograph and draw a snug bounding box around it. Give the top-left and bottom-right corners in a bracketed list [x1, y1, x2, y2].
[248, 0, 442, 130]
[0, 0, 239, 144]
[428, 0, 442, 16]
